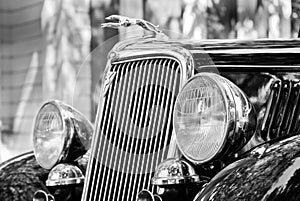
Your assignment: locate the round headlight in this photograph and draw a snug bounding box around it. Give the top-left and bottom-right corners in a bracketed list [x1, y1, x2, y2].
[174, 73, 256, 164]
[33, 100, 93, 169]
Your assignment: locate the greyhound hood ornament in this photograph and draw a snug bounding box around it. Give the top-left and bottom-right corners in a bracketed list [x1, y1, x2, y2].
[101, 15, 166, 37]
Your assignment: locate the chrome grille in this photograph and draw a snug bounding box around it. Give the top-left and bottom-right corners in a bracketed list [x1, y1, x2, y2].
[82, 58, 181, 201]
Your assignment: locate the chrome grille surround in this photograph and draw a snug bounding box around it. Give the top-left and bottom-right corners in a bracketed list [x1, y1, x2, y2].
[82, 50, 194, 201]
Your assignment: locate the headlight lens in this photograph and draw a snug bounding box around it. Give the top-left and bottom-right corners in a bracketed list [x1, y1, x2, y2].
[33, 103, 66, 169]
[174, 73, 256, 164]
[33, 100, 93, 170]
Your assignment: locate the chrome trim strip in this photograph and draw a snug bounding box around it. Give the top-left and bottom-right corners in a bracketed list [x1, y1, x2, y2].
[0, 151, 34, 171]
[111, 50, 194, 88]
[197, 65, 300, 72]
[287, 81, 300, 134]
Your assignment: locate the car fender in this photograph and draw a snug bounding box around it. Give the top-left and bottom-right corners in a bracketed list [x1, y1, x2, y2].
[194, 134, 300, 201]
[0, 151, 49, 201]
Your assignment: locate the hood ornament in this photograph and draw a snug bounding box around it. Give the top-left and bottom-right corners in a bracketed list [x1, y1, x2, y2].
[101, 15, 164, 36]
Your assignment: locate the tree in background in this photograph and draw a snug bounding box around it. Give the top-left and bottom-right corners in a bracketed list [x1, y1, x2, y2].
[292, 0, 300, 37]
[42, 0, 91, 118]
[90, 0, 119, 119]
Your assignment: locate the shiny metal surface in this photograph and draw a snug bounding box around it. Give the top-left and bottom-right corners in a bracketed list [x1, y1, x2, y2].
[218, 72, 300, 153]
[152, 158, 200, 185]
[82, 56, 190, 201]
[193, 134, 300, 201]
[33, 190, 55, 201]
[0, 151, 35, 171]
[0, 152, 49, 201]
[80, 36, 300, 201]
[174, 73, 256, 164]
[102, 15, 165, 37]
[188, 39, 300, 67]
[33, 100, 93, 169]
[46, 163, 84, 186]
[137, 190, 162, 201]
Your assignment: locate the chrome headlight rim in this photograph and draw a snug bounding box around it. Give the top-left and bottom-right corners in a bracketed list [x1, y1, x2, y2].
[33, 100, 75, 169]
[173, 72, 255, 165]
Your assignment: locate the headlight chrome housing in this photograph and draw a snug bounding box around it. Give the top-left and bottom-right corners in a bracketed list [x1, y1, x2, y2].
[174, 73, 256, 164]
[46, 163, 85, 186]
[152, 158, 200, 186]
[33, 100, 93, 169]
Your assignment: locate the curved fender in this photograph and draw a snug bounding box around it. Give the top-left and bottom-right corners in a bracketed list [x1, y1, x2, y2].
[194, 135, 300, 201]
[0, 151, 49, 201]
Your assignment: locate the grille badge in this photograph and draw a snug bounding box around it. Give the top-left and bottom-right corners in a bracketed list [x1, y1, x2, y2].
[103, 71, 117, 97]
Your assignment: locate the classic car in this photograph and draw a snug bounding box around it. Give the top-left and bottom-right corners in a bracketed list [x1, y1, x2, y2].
[1, 15, 300, 201]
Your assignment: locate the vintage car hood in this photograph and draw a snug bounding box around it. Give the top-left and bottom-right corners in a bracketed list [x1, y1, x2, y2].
[182, 39, 300, 66]
[109, 36, 300, 67]
[193, 134, 300, 201]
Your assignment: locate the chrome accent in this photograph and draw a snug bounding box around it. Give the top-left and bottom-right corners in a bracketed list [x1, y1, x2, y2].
[82, 55, 192, 201]
[197, 65, 300, 73]
[46, 163, 84, 186]
[111, 51, 194, 82]
[33, 100, 94, 169]
[151, 158, 200, 185]
[174, 73, 256, 164]
[0, 151, 34, 171]
[33, 190, 55, 201]
[101, 15, 164, 37]
[77, 150, 91, 171]
[137, 190, 162, 201]
[103, 71, 117, 97]
[250, 144, 268, 158]
[259, 79, 300, 140]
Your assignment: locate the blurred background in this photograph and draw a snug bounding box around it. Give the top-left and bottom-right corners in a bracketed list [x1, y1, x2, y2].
[0, 0, 300, 162]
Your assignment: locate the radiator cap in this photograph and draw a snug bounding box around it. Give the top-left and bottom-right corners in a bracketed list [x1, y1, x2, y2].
[152, 158, 200, 186]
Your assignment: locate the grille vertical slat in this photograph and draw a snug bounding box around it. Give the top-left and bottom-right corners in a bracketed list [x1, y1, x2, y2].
[145, 59, 171, 192]
[115, 59, 152, 201]
[124, 59, 165, 201]
[287, 81, 300, 134]
[163, 64, 180, 156]
[120, 60, 149, 201]
[111, 61, 142, 201]
[271, 80, 292, 139]
[154, 62, 179, 187]
[86, 63, 118, 201]
[275, 80, 292, 138]
[131, 59, 170, 197]
[260, 80, 282, 141]
[102, 62, 135, 201]
[95, 63, 124, 201]
[83, 58, 181, 201]
[260, 78, 300, 141]
[135, 59, 162, 195]
[131, 59, 156, 196]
